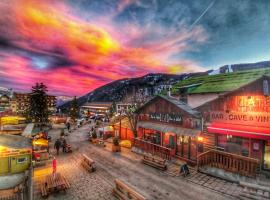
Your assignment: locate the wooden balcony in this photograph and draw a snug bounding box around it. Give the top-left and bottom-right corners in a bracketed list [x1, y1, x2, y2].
[133, 138, 172, 160]
[197, 149, 260, 177]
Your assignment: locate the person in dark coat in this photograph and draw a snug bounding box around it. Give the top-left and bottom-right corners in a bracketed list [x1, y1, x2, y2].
[180, 163, 190, 177]
[62, 139, 67, 153]
[54, 139, 61, 155]
[66, 122, 71, 132]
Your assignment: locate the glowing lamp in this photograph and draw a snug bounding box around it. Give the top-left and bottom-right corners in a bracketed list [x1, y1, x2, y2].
[197, 136, 204, 142]
[0, 145, 7, 152]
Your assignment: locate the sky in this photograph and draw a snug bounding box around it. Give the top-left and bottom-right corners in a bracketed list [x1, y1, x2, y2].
[1, 0, 270, 96]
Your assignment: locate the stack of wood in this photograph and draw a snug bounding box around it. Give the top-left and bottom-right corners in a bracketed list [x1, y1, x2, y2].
[239, 181, 270, 200]
[40, 173, 70, 198]
[113, 179, 146, 200]
[142, 154, 167, 171]
[81, 154, 96, 172]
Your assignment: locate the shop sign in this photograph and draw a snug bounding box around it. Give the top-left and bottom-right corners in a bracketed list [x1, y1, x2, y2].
[210, 111, 270, 127]
[149, 113, 183, 124]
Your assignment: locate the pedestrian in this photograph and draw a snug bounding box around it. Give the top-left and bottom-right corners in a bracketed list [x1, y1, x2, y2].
[54, 139, 61, 155]
[66, 122, 70, 132]
[62, 138, 67, 153]
[52, 156, 57, 179]
[180, 163, 190, 177]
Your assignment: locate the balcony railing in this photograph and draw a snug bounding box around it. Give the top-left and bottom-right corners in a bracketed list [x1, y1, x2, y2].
[197, 149, 260, 177]
[133, 138, 172, 160]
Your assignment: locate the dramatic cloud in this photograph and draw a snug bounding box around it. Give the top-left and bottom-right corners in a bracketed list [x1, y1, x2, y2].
[2, 0, 269, 96]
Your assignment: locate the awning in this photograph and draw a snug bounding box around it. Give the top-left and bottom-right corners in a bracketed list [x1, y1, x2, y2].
[137, 121, 201, 137]
[207, 122, 270, 140]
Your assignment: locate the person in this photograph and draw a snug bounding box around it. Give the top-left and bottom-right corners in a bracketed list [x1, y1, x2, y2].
[62, 138, 67, 153]
[52, 157, 57, 179]
[66, 122, 71, 132]
[180, 163, 190, 177]
[54, 139, 61, 155]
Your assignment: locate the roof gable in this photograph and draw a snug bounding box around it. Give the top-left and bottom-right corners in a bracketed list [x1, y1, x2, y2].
[137, 95, 200, 118]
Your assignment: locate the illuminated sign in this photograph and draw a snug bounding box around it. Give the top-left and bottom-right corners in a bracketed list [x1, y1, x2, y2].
[148, 113, 183, 124]
[210, 111, 270, 127]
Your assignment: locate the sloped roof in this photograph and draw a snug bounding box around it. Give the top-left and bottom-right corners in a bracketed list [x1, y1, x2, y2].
[172, 68, 270, 94]
[82, 102, 112, 107]
[0, 134, 32, 149]
[137, 95, 201, 118]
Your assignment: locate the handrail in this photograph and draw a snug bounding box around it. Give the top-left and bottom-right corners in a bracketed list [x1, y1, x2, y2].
[133, 138, 172, 160]
[197, 149, 260, 177]
[198, 149, 259, 163]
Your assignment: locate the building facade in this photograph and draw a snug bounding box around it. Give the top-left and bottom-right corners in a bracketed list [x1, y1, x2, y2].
[133, 95, 202, 163]
[198, 76, 270, 171]
[0, 95, 11, 112]
[12, 93, 56, 115]
[80, 102, 112, 116]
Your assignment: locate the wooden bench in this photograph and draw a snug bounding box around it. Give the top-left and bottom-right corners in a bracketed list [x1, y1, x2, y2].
[239, 181, 270, 200]
[113, 179, 146, 200]
[41, 173, 70, 197]
[81, 154, 96, 172]
[142, 154, 167, 171]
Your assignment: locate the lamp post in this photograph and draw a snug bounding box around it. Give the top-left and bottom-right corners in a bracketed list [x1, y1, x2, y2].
[119, 108, 122, 139]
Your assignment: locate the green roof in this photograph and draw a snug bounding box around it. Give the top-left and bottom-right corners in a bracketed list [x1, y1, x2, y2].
[172, 68, 270, 94]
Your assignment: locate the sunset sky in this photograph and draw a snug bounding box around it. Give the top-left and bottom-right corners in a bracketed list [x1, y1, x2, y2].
[1, 0, 270, 96]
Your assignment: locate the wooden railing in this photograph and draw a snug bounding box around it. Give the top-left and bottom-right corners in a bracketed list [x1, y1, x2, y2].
[133, 138, 172, 160]
[197, 149, 260, 177]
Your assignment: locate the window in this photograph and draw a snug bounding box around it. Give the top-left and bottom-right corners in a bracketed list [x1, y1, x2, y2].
[17, 157, 27, 163]
[217, 135, 249, 156]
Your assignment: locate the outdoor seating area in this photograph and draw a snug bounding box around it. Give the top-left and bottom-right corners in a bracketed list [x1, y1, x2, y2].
[113, 179, 146, 200]
[40, 172, 70, 198]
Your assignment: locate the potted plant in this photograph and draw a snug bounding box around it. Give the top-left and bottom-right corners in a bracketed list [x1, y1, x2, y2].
[112, 137, 121, 152]
[91, 131, 98, 144]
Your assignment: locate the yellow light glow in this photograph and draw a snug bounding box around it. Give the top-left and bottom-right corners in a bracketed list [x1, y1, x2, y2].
[33, 139, 48, 146]
[197, 136, 204, 142]
[0, 145, 7, 152]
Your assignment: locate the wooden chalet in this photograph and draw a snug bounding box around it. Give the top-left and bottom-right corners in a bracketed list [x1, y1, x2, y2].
[171, 69, 270, 176]
[134, 95, 202, 163]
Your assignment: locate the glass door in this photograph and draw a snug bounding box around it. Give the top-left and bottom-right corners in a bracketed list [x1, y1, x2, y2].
[264, 141, 270, 170]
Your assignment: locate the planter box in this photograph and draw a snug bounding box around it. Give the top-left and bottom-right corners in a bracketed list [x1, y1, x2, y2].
[112, 145, 121, 152]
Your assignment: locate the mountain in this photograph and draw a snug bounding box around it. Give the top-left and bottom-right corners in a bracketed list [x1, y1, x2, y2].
[56, 96, 73, 107]
[209, 61, 270, 75]
[58, 60, 270, 111]
[58, 73, 207, 111]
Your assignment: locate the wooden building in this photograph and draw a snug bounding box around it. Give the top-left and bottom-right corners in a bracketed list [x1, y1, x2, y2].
[171, 69, 270, 176]
[196, 76, 270, 174]
[134, 95, 202, 162]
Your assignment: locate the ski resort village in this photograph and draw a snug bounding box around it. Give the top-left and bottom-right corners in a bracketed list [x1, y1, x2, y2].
[1, 0, 270, 200]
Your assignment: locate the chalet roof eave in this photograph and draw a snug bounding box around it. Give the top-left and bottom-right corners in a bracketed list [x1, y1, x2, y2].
[175, 83, 203, 89]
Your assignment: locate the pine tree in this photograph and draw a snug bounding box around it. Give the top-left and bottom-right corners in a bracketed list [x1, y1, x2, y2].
[109, 101, 117, 117]
[28, 83, 49, 124]
[70, 96, 79, 121]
